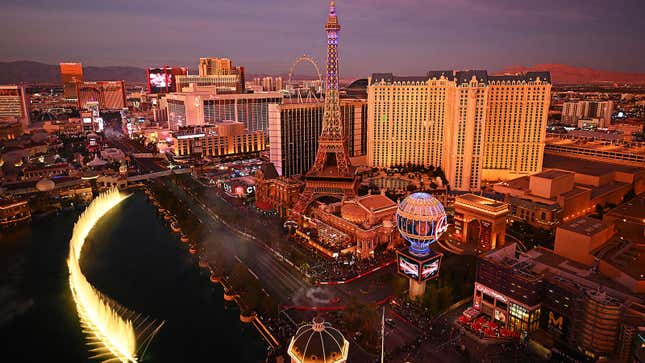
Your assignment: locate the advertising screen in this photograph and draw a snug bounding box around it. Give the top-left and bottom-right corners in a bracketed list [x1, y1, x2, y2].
[397, 255, 420, 280]
[420, 254, 441, 281]
[148, 69, 172, 93]
[147, 67, 187, 94]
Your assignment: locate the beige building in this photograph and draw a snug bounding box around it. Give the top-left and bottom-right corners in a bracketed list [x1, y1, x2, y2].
[0, 85, 30, 129]
[198, 57, 233, 75]
[163, 85, 282, 131]
[198, 57, 245, 92]
[493, 153, 644, 230]
[172, 121, 265, 161]
[367, 71, 551, 191]
[561, 100, 613, 127]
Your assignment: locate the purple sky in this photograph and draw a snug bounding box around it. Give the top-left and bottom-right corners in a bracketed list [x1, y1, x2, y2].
[1, 0, 644, 76]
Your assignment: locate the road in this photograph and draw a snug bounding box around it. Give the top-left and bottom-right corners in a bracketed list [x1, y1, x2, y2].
[164, 179, 395, 308]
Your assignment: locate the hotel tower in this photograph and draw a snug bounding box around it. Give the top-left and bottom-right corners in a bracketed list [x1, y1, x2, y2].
[367, 71, 551, 191]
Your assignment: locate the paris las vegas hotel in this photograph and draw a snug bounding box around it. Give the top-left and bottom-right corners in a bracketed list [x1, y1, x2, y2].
[367, 70, 551, 190]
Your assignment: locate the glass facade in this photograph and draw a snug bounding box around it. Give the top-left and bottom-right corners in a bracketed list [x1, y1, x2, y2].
[509, 302, 540, 333]
[167, 99, 186, 129]
[279, 104, 324, 177]
[203, 96, 282, 133]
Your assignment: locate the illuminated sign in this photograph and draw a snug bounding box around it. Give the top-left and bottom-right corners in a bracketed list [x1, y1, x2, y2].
[421, 255, 441, 281]
[397, 250, 443, 282]
[541, 308, 568, 337]
[475, 282, 508, 303]
[398, 255, 420, 280]
[176, 133, 205, 140]
[82, 117, 92, 124]
[147, 67, 187, 94]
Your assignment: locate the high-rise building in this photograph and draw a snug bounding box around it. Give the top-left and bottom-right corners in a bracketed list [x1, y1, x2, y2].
[198, 57, 245, 92]
[77, 81, 126, 110]
[163, 85, 282, 131]
[0, 85, 30, 129]
[275, 76, 283, 92]
[175, 74, 240, 93]
[561, 100, 613, 127]
[262, 77, 274, 92]
[60, 63, 83, 100]
[367, 71, 551, 191]
[269, 102, 323, 177]
[483, 73, 551, 180]
[172, 121, 266, 161]
[269, 99, 366, 177]
[199, 57, 233, 75]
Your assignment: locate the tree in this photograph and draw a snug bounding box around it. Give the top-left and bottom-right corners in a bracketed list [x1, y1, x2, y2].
[623, 188, 636, 202]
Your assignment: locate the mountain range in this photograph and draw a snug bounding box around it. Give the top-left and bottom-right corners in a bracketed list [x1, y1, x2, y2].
[497, 64, 645, 84]
[1, 61, 644, 85]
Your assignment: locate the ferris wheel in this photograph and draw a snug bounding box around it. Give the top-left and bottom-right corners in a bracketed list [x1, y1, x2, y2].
[288, 55, 323, 102]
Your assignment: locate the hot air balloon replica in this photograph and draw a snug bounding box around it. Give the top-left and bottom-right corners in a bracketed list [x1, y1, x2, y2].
[396, 192, 448, 300]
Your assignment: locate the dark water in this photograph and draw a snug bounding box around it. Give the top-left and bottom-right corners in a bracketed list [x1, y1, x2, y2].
[1, 191, 266, 362]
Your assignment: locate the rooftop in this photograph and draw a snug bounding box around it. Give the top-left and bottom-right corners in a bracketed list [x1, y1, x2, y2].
[558, 216, 611, 236]
[455, 193, 508, 214]
[606, 193, 645, 221]
[594, 236, 645, 281]
[531, 169, 572, 180]
[543, 154, 643, 176]
[370, 70, 551, 85]
[545, 134, 645, 158]
[357, 194, 396, 211]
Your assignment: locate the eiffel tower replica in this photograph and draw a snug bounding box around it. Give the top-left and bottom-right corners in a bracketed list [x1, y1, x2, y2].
[291, 0, 358, 218]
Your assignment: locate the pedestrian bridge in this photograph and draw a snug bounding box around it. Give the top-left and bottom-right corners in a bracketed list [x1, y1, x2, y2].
[127, 168, 192, 182]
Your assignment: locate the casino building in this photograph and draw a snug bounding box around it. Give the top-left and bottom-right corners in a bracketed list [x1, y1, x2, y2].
[268, 98, 367, 177]
[367, 71, 551, 191]
[470, 242, 645, 362]
[163, 85, 282, 132]
[171, 121, 265, 162]
[77, 81, 126, 110]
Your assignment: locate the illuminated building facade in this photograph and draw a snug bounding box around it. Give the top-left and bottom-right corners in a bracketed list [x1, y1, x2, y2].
[0, 85, 30, 129]
[198, 57, 245, 92]
[493, 156, 643, 229]
[175, 74, 241, 93]
[172, 121, 266, 161]
[164, 86, 282, 132]
[60, 62, 83, 100]
[268, 99, 366, 177]
[77, 81, 126, 110]
[0, 198, 31, 228]
[311, 193, 398, 259]
[453, 193, 509, 251]
[367, 71, 551, 190]
[471, 243, 645, 362]
[255, 164, 304, 218]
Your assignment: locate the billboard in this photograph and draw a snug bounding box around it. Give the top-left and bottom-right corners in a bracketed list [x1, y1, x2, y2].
[398, 254, 420, 280]
[397, 250, 443, 282]
[421, 254, 441, 281]
[147, 67, 188, 94]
